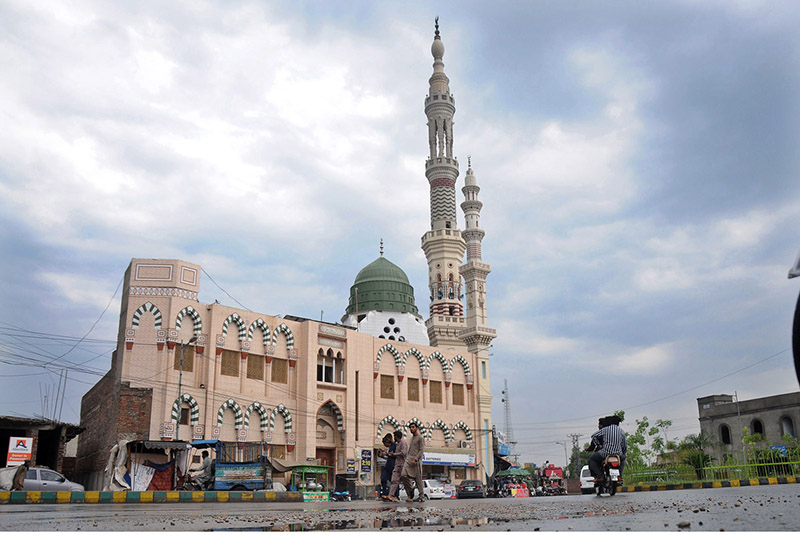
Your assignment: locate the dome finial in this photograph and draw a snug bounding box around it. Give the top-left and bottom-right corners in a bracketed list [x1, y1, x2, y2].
[380, 238, 384, 257]
[468, 155, 472, 168]
[434, 16, 440, 39]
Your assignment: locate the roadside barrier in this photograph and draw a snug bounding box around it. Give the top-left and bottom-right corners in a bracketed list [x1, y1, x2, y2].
[0, 490, 304, 504]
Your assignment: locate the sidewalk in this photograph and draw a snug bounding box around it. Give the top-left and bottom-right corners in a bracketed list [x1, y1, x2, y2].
[619, 475, 798, 493]
[0, 489, 304, 504]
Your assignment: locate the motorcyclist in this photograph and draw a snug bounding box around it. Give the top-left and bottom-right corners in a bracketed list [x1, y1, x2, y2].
[586, 415, 626, 481]
[189, 450, 214, 490]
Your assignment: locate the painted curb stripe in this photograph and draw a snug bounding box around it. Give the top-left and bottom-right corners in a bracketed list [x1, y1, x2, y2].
[618, 476, 799, 493]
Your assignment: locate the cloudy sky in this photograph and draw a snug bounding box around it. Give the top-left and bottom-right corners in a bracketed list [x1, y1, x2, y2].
[1, 0, 799, 466]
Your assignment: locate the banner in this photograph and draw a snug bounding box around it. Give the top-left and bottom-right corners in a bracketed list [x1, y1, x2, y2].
[6, 437, 33, 467]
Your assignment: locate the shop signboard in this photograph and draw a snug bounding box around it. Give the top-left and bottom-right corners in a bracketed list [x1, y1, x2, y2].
[6, 437, 33, 467]
[346, 458, 356, 474]
[421, 452, 476, 467]
[360, 449, 372, 473]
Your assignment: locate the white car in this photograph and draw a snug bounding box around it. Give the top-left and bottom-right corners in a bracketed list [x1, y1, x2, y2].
[398, 479, 446, 500]
[579, 465, 594, 494]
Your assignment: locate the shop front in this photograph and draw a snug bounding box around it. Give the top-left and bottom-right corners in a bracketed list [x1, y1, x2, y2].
[421, 451, 477, 484]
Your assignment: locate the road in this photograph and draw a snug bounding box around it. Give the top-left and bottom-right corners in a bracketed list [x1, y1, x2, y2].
[1, 484, 798, 531]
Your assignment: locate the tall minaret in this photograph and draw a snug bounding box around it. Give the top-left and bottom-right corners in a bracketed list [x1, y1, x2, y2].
[459, 160, 497, 479]
[421, 18, 468, 348]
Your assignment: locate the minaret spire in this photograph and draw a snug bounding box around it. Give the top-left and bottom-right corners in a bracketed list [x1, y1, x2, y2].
[421, 19, 466, 348]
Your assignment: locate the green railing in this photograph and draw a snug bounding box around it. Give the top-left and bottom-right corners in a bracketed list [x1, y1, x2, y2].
[624, 449, 800, 485]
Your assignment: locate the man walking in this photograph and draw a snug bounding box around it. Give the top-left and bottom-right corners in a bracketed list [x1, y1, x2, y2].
[400, 421, 425, 502]
[387, 429, 407, 501]
[379, 433, 395, 500]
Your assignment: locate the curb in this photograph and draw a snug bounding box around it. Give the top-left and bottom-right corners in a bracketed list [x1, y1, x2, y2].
[619, 476, 798, 493]
[0, 490, 304, 505]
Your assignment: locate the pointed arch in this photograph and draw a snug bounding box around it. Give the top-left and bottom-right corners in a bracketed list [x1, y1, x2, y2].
[427, 351, 450, 372]
[247, 318, 270, 345]
[132, 301, 162, 329]
[269, 404, 293, 432]
[175, 305, 202, 336]
[450, 355, 471, 375]
[403, 348, 427, 369]
[431, 418, 451, 441]
[171, 393, 199, 425]
[376, 415, 403, 440]
[453, 421, 473, 441]
[244, 401, 270, 431]
[272, 324, 295, 349]
[322, 400, 344, 431]
[221, 313, 247, 340]
[217, 398, 243, 428]
[375, 343, 402, 368]
[407, 417, 429, 440]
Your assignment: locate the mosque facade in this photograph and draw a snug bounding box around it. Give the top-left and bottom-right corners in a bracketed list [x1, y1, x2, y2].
[76, 22, 496, 493]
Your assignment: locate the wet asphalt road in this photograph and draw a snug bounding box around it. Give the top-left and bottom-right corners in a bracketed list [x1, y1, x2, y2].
[1, 484, 798, 531]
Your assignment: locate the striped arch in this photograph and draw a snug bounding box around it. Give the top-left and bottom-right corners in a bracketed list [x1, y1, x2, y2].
[217, 399, 243, 429]
[171, 393, 199, 425]
[244, 402, 270, 431]
[131, 302, 162, 329]
[407, 417, 430, 440]
[431, 418, 452, 441]
[376, 415, 403, 440]
[322, 400, 344, 431]
[175, 306, 203, 336]
[221, 313, 247, 340]
[375, 344, 402, 368]
[403, 348, 427, 369]
[427, 351, 450, 372]
[450, 355, 471, 375]
[271, 324, 295, 349]
[453, 421, 473, 441]
[268, 404, 293, 432]
[247, 318, 270, 345]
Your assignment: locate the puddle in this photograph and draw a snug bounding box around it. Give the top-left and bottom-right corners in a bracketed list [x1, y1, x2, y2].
[211, 516, 491, 531]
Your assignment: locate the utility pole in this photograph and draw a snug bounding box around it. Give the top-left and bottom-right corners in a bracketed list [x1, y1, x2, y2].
[567, 433, 583, 478]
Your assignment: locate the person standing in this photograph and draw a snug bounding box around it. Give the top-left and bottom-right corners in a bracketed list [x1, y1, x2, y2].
[379, 433, 395, 500]
[12, 460, 31, 491]
[387, 429, 407, 501]
[400, 421, 425, 502]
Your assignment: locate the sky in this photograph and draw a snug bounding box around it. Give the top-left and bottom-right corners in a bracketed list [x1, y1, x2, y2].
[1, 0, 799, 468]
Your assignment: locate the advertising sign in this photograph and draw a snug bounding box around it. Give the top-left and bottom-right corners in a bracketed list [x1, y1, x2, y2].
[346, 458, 356, 474]
[360, 449, 372, 473]
[420, 452, 476, 467]
[6, 437, 33, 467]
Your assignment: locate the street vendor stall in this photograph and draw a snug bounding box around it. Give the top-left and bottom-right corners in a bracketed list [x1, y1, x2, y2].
[125, 440, 191, 491]
[289, 464, 331, 502]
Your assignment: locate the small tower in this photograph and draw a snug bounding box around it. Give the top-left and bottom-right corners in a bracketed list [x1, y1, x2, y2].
[421, 18, 468, 348]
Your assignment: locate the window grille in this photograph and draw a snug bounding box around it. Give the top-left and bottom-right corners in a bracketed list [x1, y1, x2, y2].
[380, 375, 394, 399]
[407, 378, 420, 401]
[430, 380, 442, 403]
[247, 354, 264, 380]
[271, 358, 288, 384]
[452, 383, 464, 406]
[173, 345, 194, 372]
[221, 350, 239, 377]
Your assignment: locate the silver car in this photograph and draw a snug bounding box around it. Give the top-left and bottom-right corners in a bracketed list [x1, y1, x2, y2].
[24, 467, 85, 492]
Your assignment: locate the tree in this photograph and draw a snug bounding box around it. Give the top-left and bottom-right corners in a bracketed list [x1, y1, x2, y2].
[678, 431, 714, 479]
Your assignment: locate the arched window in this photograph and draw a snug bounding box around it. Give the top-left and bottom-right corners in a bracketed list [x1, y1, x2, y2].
[781, 416, 796, 437]
[751, 419, 764, 436]
[317, 348, 344, 384]
[720, 424, 732, 445]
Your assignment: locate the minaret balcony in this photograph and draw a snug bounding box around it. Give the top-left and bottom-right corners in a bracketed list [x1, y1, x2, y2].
[425, 157, 459, 170]
[425, 94, 455, 105]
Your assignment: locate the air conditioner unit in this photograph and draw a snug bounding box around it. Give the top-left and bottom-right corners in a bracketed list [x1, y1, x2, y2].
[459, 440, 469, 448]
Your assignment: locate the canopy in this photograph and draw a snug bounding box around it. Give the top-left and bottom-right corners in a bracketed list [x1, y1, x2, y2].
[495, 468, 530, 477]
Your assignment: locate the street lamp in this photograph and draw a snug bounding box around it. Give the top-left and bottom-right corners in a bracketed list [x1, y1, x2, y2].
[175, 335, 198, 442]
[555, 441, 569, 477]
[789, 250, 800, 387]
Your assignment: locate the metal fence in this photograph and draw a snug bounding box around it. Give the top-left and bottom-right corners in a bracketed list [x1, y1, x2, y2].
[624, 449, 800, 485]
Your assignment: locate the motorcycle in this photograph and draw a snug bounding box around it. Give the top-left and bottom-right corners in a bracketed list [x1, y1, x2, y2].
[329, 489, 351, 502]
[179, 472, 210, 491]
[594, 454, 622, 496]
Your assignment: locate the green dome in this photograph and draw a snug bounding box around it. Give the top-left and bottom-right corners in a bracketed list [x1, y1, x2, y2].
[345, 257, 419, 316]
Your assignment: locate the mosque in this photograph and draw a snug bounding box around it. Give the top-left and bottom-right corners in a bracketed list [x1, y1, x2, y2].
[75, 21, 497, 493]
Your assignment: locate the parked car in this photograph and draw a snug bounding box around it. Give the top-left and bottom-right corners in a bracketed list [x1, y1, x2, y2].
[579, 465, 594, 495]
[398, 479, 447, 500]
[456, 479, 486, 499]
[23, 467, 85, 492]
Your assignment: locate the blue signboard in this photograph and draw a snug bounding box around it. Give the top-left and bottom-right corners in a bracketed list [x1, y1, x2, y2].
[497, 444, 510, 456]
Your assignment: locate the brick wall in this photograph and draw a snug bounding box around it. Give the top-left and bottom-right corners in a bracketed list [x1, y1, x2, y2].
[76, 370, 119, 478]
